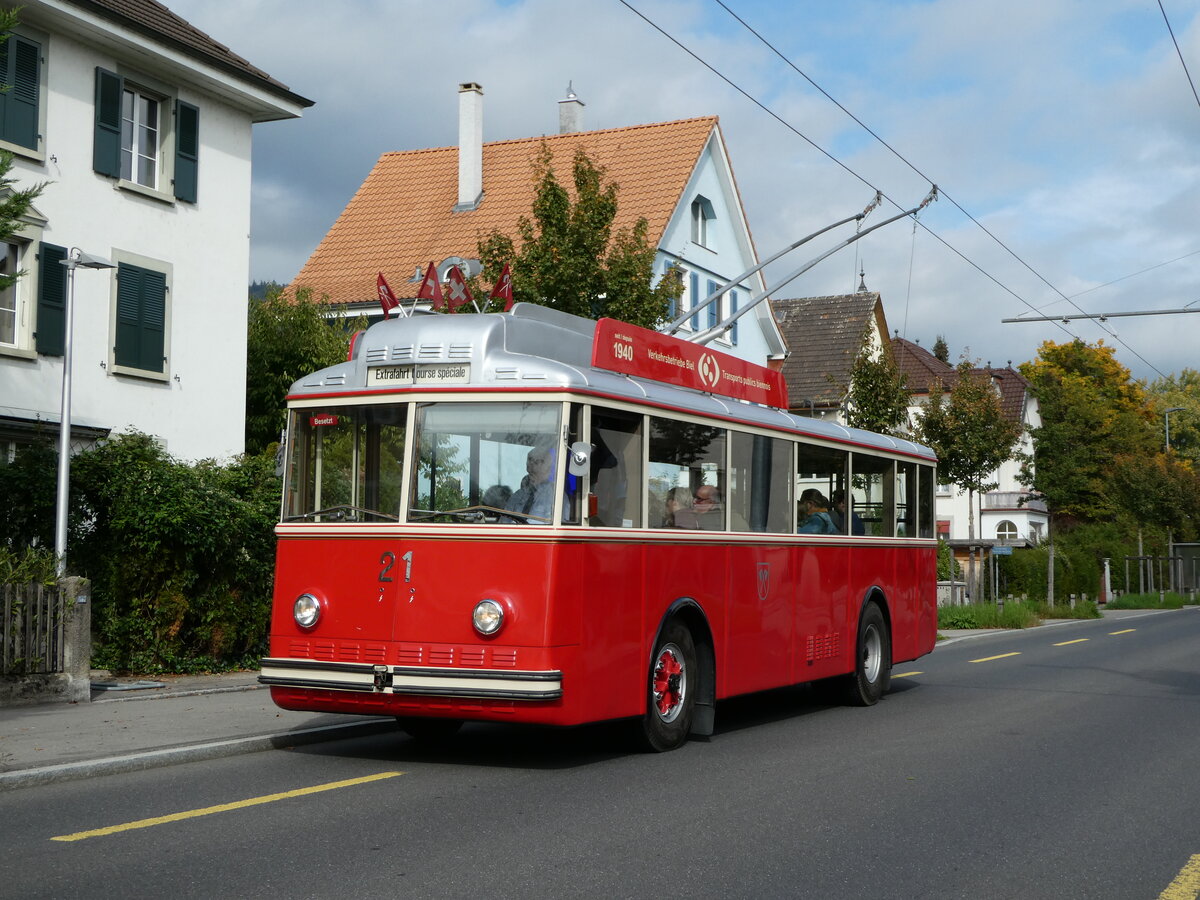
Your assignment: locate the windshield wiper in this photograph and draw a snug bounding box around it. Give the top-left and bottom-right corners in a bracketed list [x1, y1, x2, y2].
[285, 504, 399, 523]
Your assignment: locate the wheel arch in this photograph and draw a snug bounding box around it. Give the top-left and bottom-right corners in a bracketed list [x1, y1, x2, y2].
[650, 598, 716, 738]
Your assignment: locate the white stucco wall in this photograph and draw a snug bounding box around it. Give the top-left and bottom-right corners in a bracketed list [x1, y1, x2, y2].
[0, 16, 287, 461]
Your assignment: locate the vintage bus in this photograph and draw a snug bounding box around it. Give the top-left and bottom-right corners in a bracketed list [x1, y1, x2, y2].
[260, 304, 938, 751]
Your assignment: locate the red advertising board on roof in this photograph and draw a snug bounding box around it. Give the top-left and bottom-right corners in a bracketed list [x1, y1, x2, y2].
[592, 318, 789, 408]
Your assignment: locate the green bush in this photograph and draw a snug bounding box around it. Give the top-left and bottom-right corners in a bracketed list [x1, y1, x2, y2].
[0, 546, 56, 584]
[1031, 599, 1101, 619]
[1105, 592, 1189, 610]
[937, 601, 1041, 630]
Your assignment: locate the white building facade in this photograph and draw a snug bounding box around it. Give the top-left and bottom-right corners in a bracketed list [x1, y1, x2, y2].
[0, 0, 310, 460]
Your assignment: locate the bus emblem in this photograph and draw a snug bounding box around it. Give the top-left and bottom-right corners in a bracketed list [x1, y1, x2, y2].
[698, 353, 721, 390]
[757, 563, 770, 602]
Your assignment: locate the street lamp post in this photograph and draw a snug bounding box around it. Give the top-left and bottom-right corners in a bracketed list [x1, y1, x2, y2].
[54, 248, 116, 578]
[1164, 406, 1184, 453]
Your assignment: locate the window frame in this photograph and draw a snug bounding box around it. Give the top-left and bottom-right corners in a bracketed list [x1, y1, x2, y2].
[0, 208, 49, 360]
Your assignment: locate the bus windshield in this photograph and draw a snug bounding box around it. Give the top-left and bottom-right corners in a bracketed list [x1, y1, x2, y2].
[409, 401, 562, 523]
[284, 404, 406, 522]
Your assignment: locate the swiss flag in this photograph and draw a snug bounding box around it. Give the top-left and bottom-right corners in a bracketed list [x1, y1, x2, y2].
[376, 272, 400, 319]
[489, 263, 513, 311]
[445, 265, 473, 311]
[416, 262, 444, 310]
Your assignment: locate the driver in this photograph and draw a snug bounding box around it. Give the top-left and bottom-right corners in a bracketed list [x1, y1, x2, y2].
[503, 444, 556, 522]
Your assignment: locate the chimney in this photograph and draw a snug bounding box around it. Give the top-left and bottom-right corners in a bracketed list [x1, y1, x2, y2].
[558, 81, 585, 134]
[456, 82, 483, 212]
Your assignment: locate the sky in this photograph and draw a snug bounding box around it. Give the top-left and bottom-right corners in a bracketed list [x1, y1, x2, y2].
[168, 0, 1200, 384]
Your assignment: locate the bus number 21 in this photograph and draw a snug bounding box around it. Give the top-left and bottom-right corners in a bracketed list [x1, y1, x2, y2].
[379, 551, 413, 583]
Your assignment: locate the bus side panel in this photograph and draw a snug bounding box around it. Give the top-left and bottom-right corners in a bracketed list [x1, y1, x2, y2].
[724, 544, 793, 696]
[789, 543, 851, 685]
[889, 543, 937, 663]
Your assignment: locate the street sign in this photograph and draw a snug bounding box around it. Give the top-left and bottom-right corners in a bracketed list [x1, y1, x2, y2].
[992, 545, 1013, 556]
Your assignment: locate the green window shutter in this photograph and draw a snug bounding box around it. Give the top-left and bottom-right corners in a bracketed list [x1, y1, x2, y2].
[173, 100, 198, 203]
[114, 263, 166, 372]
[93, 67, 122, 177]
[35, 242, 68, 356]
[0, 35, 41, 150]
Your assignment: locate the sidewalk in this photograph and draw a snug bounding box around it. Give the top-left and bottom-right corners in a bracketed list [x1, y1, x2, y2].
[0, 670, 395, 792]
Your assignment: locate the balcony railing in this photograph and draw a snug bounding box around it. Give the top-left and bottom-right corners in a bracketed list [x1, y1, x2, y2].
[982, 491, 1046, 512]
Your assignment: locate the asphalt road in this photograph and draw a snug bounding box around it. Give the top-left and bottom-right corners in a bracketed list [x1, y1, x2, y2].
[3, 609, 1199, 900]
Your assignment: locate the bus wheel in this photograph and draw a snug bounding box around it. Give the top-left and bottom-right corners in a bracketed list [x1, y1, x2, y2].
[396, 717, 463, 742]
[640, 621, 697, 752]
[845, 602, 891, 707]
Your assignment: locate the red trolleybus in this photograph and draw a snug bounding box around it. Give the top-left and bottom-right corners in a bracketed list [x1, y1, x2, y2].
[261, 304, 937, 751]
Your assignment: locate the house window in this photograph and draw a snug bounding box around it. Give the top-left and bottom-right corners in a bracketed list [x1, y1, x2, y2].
[936, 479, 953, 496]
[996, 520, 1018, 541]
[937, 519, 951, 539]
[689, 271, 700, 330]
[691, 196, 715, 248]
[706, 279, 720, 329]
[94, 69, 199, 203]
[112, 258, 169, 377]
[122, 87, 160, 188]
[0, 242, 17, 345]
[0, 33, 42, 153]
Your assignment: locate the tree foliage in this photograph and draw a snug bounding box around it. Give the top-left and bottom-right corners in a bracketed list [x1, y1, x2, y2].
[1145, 368, 1200, 466]
[476, 144, 682, 329]
[1019, 340, 1156, 521]
[245, 286, 363, 455]
[843, 331, 910, 436]
[932, 335, 950, 364]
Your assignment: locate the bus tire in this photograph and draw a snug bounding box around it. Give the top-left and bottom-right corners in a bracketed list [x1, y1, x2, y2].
[845, 602, 891, 707]
[396, 717, 463, 742]
[640, 620, 697, 752]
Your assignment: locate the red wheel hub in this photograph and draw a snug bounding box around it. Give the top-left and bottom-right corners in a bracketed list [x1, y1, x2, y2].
[653, 649, 683, 717]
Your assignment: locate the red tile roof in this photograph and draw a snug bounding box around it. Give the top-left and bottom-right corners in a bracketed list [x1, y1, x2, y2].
[289, 117, 720, 306]
[894, 336, 1029, 422]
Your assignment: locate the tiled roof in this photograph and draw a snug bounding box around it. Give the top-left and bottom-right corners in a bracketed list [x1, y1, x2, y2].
[70, 0, 311, 105]
[289, 117, 719, 306]
[894, 337, 1029, 422]
[770, 293, 886, 407]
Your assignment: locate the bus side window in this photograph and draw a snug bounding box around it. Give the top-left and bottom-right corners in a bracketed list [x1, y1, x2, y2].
[796, 443, 848, 535]
[588, 408, 643, 528]
[851, 452, 895, 537]
[730, 431, 793, 533]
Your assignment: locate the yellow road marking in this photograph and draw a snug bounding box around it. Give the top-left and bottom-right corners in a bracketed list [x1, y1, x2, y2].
[51, 771, 403, 842]
[1159, 853, 1200, 900]
[1053, 638, 1089, 646]
[970, 652, 1021, 663]
[1110, 629, 1136, 635]
[892, 671, 922, 678]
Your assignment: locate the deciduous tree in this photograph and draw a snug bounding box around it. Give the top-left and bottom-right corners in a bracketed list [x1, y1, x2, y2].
[477, 144, 682, 329]
[843, 331, 911, 436]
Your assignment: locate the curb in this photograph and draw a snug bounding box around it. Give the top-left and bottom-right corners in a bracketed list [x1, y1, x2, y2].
[0, 718, 398, 793]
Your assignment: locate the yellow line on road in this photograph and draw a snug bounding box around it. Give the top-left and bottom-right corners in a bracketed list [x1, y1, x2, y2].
[892, 671, 922, 678]
[1110, 629, 1136, 635]
[1053, 638, 1089, 646]
[1159, 853, 1200, 900]
[51, 771, 403, 842]
[970, 652, 1021, 663]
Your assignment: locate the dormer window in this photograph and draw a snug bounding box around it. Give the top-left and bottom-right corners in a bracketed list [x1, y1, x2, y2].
[690, 195, 715, 248]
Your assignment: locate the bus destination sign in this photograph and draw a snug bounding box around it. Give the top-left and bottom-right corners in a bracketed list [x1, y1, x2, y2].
[367, 363, 471, 387]
[591, 318, 789, 408]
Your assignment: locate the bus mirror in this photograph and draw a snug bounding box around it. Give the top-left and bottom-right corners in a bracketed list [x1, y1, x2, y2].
[568, 442, 592, 476]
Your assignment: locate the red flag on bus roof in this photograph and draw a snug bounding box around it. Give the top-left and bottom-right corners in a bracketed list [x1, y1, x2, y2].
[489, 263, 513, 311]
[376, 272, 400, 319]
[445, 265, 473, 311]
[416, 262, 444, 310]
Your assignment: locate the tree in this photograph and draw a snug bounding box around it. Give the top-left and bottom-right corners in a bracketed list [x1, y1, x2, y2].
[476, 144, 682, 329]
[1019, 340, 1157, 522]
[1146, 368, 1200, 466]
[842, 330, 911, 436]
[932, 335, 950, 364]
[244, 286, 363, 456]
[914, 360, 1022, 599]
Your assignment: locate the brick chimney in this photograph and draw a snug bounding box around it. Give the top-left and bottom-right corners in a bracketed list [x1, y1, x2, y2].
[558, 82, 584, 134]
[456, 82, 483, 211]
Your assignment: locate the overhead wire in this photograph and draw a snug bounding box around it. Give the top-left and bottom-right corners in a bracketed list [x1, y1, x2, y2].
[614, 0, 1082, 344]
[1159, 0, 1200, 112]
[709, 0, 1169, 379]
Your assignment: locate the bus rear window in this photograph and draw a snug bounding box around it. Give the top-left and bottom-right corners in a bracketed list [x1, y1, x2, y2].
[284, 404, 406, 523]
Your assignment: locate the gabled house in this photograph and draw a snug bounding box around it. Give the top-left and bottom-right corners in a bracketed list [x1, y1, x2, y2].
[893, 337, 1048, 549]
[290, 83, 787, 368]
[770, 291, 889, 419]
[0, 0, 311, 461]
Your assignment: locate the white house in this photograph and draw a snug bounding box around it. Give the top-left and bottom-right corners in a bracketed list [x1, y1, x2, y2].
[288, 84, 788, 370]
[0, 0, 311, 461]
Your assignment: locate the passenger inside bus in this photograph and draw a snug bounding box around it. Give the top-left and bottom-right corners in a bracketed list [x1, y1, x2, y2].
[661, 486, 692, 527]
[798, 489, 838, 534]
[673, 484, 724, 530]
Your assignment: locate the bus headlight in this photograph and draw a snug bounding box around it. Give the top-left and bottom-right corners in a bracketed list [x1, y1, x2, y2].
[472, 599, 504, 635]
[294, 593, 322, 629]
